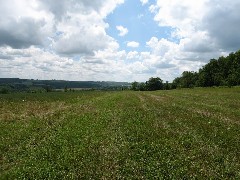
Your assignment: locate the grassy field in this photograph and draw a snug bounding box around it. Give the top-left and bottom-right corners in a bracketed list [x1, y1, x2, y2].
[1, 87, 240, 179]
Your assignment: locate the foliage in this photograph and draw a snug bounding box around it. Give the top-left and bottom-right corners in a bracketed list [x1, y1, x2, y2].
[131, 81, 139, 91]
[145, 77, 163, 91]
[138, 82, 146, 91]
[131, 77, 163, 91]
[0, 87, 10, 94]
[173, 50, 240, 88]
[173, 71, 198, 88]
[163, 81, 170, 90]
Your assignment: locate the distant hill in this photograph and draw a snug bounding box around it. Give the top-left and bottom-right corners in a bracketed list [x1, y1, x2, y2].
[0, 78, 131, 93]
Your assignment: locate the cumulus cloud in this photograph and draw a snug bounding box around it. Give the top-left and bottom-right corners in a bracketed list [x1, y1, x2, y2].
[50, 1, 124, 55]
[1, 0, 240, 82]
[116, 26, 129, 36]
[137, 0, 240, 81]
[0, 18, 50, 49]
[202, 0, 240, 51]
[127, 41, 140, 48]
[40, 0, 124, 19]
[0, 0, 124, 55]
[0, 46, 74, 79]
[0, 46, 128, 81]
[152, 0, 207, 37]
[53, 14, 119, 55]
[147, 37, 177, 57]
[151, 0, 240, 54]
[0, 0, 54, 49]
[127, 51, 139, 59]
[140, 0, 148, 6]
[144, 36, 216, 80]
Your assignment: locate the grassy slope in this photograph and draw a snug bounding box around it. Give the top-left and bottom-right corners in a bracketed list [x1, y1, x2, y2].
[0, 88, 240, 179]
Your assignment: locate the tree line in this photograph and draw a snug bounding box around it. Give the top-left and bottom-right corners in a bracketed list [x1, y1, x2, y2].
[131, 77, 171, 91]
[173, 50, 240, 88]
[132, 50, 240, 91]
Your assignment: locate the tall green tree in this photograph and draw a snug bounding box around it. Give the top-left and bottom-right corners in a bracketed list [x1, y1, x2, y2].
[131, 81, 139, 91]
[181, 71, 198, 88]
[139, 82, 146, 91]
[145, 77, 163, 91]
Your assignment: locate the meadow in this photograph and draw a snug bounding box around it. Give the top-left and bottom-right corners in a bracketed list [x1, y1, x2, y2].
[1, 87, 240, 179]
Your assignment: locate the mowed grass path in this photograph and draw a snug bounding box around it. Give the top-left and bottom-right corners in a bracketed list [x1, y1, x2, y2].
[1, 88, 240, 179]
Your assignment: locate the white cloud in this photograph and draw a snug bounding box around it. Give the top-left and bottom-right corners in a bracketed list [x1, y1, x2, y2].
[143, 36, 219, 81]
[141, 0, 240, 81]
[127, 41, 139, 48]
[0, 46, 128, 81]
[50, 1, 124, 55]
[0, 46, 75, 80]
[53, 12, 119, 55]
[1, 0, 240, 83]
[116, 25, 128, 37]
[149, 5, 158, 13]
[0, 0, 124, 55]
[151, 0, 240, 53]
[0, 0, 54, 48]
[39, 0, 124, 19]
[127, 51, 139, 59]
[147, 37, 177, 57]
[140, 0, 148, 6]
[202, 0, 240, 51]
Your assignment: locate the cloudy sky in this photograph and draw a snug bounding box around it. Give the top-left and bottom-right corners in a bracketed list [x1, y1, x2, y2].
[0, 0, 240, 82]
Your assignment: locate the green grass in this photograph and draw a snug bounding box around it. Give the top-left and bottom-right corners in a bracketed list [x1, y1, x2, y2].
[1, 88, 240, 179]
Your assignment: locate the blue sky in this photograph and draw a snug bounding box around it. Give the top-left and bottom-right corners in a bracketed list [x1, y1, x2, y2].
[106, 0, 171, 52]
[0, 0, 240, 82]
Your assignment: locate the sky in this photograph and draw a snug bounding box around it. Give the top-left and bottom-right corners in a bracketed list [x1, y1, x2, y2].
[0, 0, 240, 82]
